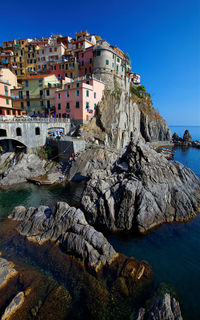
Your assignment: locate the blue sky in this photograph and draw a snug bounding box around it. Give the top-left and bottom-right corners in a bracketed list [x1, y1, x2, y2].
[1, 0, 199, 125]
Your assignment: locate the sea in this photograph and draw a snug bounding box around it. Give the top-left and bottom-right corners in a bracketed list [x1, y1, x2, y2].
[0, 126, 200, 319]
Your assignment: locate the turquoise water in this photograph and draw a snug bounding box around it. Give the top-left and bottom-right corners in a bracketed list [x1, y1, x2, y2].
[170, 125, 200, 141]
[0, 146, 200, 319]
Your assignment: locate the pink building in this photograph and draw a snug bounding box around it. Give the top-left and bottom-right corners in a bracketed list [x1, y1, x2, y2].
[55, 77, 104, 122]
[78, 46, 93, 77]
[0, 68, 22, 116]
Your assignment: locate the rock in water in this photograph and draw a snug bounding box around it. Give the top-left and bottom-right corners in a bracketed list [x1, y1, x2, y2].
[1, 292, 25, 320]
[0, 256, 17, 288]
[183, 129, 192, 146]
[135, 293, 183, 320]
[82, 140, 200, 232]
[9, 202, 118, 271]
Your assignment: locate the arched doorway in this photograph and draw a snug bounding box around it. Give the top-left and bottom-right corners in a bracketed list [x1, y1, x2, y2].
[0, 129, 7, 137]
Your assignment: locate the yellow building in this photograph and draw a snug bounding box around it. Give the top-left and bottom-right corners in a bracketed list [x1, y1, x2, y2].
[13, 74, 61, 116]
[10, 38, 39, 80]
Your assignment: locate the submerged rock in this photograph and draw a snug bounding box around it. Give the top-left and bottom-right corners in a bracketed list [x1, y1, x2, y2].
[9, 202, 118, 271]
[136, 293, 183, 320]
[1, 291, 25, 320]
[82, 140, 200, 233]
[0, 256, 17, 288]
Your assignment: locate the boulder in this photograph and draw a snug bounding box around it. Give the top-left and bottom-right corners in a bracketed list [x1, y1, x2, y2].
[8, 202, 118, 271]
[135, 293, 183, 320]
[82, 140, 200, 232]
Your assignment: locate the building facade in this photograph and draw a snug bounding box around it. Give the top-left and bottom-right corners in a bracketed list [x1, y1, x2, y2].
[55, 77, 104, 122]
[0, 68, 22, 116]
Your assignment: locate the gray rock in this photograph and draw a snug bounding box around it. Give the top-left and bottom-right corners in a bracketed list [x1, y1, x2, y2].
[135, 293, 183, 320]
[9, 203, 117, 271]
[1, 291, 24, 320]
[82, 141, 200, 232]
[0, 256, 17, 288]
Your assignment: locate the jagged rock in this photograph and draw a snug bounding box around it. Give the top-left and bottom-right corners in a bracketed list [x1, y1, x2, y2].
[67, 147, 121, 181]
[82, 140, 200, 232]
[0, 256, 17, 288]
[135, 293, 183, 320]
[1, 292, 25, 320]
[0, 152, 64, 186]
[9, 202, 118, 271]
[183, 130, 192, 146]
[81, 91, 171, 150]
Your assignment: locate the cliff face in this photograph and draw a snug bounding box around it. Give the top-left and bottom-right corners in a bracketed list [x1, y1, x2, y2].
[82, 90, 171, 149]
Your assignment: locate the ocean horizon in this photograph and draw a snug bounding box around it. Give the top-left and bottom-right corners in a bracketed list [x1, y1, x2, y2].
[169, 125, 200, 141]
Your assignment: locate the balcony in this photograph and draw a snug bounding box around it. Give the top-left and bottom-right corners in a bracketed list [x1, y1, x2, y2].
[11, 95, 23, 100]
[25, 94, 44, 100]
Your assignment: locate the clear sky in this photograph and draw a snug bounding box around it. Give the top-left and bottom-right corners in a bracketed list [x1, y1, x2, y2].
[0, 0, 199, 125]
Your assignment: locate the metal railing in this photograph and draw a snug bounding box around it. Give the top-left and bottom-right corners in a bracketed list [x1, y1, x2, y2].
[0, 116, 71, 123]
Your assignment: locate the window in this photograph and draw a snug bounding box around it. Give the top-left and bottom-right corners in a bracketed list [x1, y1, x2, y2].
[112, 63, 114, 68]
[16, 127, 22, 136]
[106, 59, 109, 65]
[86, 102, 89, 108]
[117, 58, 120, 63]
[86, 90, 89, 97]
[21, 102, 24, 108]
[40, 90, 43, 97]
[47, 89, 50, 96]
[70, 73, 73, 78]
[49, 47, 52, 52]
[47, 100, 50, 108]
[82, 53, 84, 58]
[77, 83, 80, 88]
[57, 93, 60, 99]
[54, 47, 57, 52]
[94, 103, 97, 109]
[58, 103, 61, 110]
[76, 90, 79, 97]
[6, 98, 9, 105]
[40, 101, 43, 106]
[25, 80, 29, 87]
[68, 85, 70, 89]
[19, 91, 23, 99]
[122, 67, 123, 72]
[94, 92, 96, 99]
[66, 91, 69, 98]
[96, 50, 101, 56]
[27, 101, 30, 107]
[76, 101, 79, 108]
[66, 102, 70, 109]
[89, 67, 92, 73]
[26, 90, 29, 97]
[85, 68, 87, 75]
[82, 61, 84, 66]
[90, 58, 92, 64]
[7, 110, 10, 115]
[4, 86, 8, 96]
[39, 79, 42, 87]
[116, 65, 118, 72]
[35, 127, 40, 135]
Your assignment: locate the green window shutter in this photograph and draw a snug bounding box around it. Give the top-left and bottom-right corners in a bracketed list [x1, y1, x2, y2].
[106, 60, 109, 65]
[94, 103, 97, 109]
[6, 98, 9, 105]
[86, 102, 89, 108]
[4, 86, 8, 96]
[86, 90, 89, 97]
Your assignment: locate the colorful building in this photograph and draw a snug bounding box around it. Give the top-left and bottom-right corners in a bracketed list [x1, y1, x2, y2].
[55, 76, 104, 122]
[36, 43, 66, 73]
[78, 46, 93, 77]
[11, 74, 61, 116]
[0, 68, 22, 116]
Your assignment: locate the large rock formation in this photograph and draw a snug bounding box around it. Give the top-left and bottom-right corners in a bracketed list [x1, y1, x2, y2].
[0, 152, 63, 186]
[81, 91, 171, 149]
[136, 293, 183, 320]
[9, 202, 118, 271]
[81, 140, 200, 233]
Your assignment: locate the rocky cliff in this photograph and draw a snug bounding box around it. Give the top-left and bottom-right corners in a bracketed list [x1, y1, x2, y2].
[81, 90, 171, 149]
[81, 140, 200, 233]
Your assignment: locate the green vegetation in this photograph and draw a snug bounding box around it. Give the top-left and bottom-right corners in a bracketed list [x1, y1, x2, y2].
[130, 85, 162, 120]
[111, 77, 122, 100]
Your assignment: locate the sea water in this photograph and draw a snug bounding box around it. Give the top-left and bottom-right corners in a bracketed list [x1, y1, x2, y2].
[0, 145, 200, 319]
[170, 125, 200, 141]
